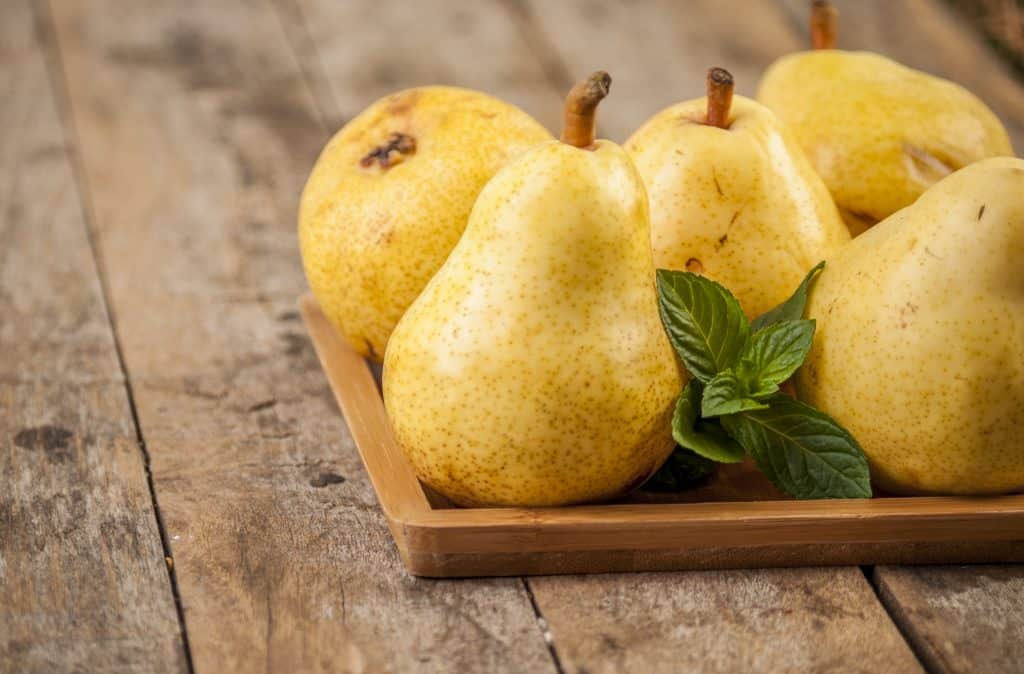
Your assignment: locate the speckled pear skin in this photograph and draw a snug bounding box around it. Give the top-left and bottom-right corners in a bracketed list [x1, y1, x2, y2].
[796, 157, 1024, 495]
[757, 51, 1014, 235]
[625, 95, 850, 319]
[382, 140, 685, 507]
[299, 87, 551, 361]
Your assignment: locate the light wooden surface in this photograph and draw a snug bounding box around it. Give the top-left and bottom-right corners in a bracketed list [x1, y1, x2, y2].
[875, 565, 1024, 674]
[0, 1, 186, 671]
[530, 568, 924, 674]
[2, 0, 1022, 672]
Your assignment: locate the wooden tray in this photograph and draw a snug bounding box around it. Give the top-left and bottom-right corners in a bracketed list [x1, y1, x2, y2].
[300, 295, 1024, 577]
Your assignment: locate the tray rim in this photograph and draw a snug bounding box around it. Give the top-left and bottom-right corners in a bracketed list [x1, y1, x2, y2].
[299, 294, 1024, 576]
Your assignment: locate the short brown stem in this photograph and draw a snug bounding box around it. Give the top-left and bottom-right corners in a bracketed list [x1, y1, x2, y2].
[705, 67, 734, 129]
[560, 71, 611, 149]
[810, 0, 838, 49]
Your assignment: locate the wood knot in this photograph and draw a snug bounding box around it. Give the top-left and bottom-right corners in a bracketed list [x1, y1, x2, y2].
[310, 471, 346, 488]
[360, 133, 416, 169]
[14, 425, 74, 462]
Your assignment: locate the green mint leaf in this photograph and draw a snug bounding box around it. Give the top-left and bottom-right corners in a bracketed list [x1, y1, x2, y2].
[643, 447, 715, 492]
[751, 261, 825, 332]
[673, 381, 746, 462]
[656, 269, 750, 382]
[721, 397, 871, 499]
[735, 320, 816, 395]
[701, 370, 770, 418]
[733, 358, 780, 399]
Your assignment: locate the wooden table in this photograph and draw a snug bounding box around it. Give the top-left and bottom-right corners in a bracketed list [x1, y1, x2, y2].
[3, 1, 1023, 672]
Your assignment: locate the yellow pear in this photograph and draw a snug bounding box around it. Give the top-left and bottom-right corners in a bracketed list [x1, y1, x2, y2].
[757, 1, 1013, 235]
[626, 68, 849, 319]
[299, 87, 550, 361]
[383, 73, 684, 507]
[797, 157, 1024, 495]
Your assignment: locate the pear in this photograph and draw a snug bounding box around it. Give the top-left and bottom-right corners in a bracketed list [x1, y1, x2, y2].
[383, 73, 684, 507]
[299, 87, 550, 361]
[757, 1, 1014, 235]
[625, 68, 849, 319]
[796, 157, 1024, 495]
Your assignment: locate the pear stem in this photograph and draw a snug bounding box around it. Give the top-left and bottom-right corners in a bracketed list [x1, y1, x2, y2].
[810, 0, 838, 49]
[560, 71, 611, 149]
[705, 67, 734, 129]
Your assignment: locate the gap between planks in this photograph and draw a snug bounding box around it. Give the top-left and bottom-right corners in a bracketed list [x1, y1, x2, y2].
[31, 1, 196, 670]
[522, 578, 567, 674]
[859, 566, 931, 673]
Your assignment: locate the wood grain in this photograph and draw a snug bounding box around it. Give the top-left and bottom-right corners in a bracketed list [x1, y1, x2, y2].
[875, 565, 1024, 674]
[45, 0, 558, 671]
[28, 0, 1024, 672]
[299, 297, 430, 526]
[776, 0, 1024, 149]
[0, 0, 185, 671]
[532, 568, 924, 674]
[286, 0, 565, 133]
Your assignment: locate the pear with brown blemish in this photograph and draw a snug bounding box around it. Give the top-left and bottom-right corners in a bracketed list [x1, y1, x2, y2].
[625, 68, 849, 319]
[299, 87, 550, 361]
[383, 73, 684, 507]
[797, 157, 1024, 495]
[757, 0, 1013, 235]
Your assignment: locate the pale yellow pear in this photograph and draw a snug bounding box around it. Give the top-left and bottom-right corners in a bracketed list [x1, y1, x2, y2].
[757, 2, 1013, 234]
[797, 157, 1024, 495]
[299, 87, 550, 361]
[626, 69, 849, 319]
[383, 74, 683, 507]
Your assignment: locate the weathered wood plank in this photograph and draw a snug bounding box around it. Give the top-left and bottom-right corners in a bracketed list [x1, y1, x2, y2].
[532, 568, 923, 674]
[776, 0, 1024, 149]
[284, 0, 565, 132]
[520, 0, 803, 141]
[46, 0, 558, 671]
[0, 0, 186, 671]
[875, 565, 1024, 674]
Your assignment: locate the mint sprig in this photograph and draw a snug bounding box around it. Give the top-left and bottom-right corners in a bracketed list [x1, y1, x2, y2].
[656, 270, 749, 382]
[648, 263, 872, 500]
[673, 381, 745, 463]
[738, 319, 816, 393]
[701, 371, 769, 417]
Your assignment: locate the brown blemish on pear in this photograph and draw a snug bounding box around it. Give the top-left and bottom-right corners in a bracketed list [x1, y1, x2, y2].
[360, 132, 417, 169]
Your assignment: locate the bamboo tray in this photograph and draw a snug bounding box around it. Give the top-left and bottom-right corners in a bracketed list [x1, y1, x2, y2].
[300, 294, 1024, 578]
